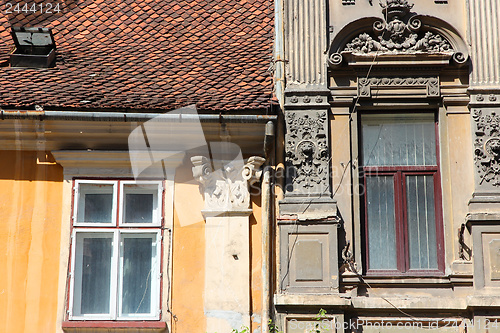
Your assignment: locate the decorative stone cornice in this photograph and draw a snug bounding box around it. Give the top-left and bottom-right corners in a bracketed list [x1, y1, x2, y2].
[284, 88, 331, 109]
[358, 76, 440, 98]
[191, 155, 265, 212]
[468, 91, 500, 107]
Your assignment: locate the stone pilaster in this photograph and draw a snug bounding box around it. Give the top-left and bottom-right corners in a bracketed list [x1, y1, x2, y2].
[467, 0, 500, 211]
[280, 0, 336, 219]
[284, 0, 327, 86]
[467, 0, 500, 87]
[468, 96, 500, 212]
[279, 88, 337, 218]
[191, 155, 264, 333]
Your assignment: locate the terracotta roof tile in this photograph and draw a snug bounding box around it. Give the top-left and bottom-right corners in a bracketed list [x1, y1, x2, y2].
[0, 0, 273, 112]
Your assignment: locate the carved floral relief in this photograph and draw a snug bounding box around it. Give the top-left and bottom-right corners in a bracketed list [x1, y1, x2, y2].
[285, 111, 330, 195]
[342, 0, 452, 54]
[472, 109, 500, 186]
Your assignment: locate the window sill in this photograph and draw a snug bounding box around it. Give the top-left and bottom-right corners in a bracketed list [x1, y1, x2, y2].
[341, 272, 473, 287]
[62, 321, 167, 332]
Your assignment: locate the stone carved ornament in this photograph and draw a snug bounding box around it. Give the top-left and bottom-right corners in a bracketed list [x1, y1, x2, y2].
[358, 76, 439, 97]
[348, 0, 451, 53]
[285, 111, 330, 195]
[192, 155, 265, 211]
[472, 109, 500, 187]
[339, 0, 454, 55]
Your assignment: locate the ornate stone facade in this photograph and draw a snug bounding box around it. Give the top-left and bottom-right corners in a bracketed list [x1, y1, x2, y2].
[191, 155, 264, 211]
[358, 76, 440, 98]
[285, 110, 330, 196]
[472, 109, 500, 187]
[343, 0, 452, 54]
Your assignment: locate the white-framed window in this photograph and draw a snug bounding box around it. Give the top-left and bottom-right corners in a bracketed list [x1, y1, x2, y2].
[68, 180, 163, 320]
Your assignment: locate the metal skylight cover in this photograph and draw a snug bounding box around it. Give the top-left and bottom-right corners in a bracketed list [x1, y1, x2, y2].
[10, 27, 56, 67]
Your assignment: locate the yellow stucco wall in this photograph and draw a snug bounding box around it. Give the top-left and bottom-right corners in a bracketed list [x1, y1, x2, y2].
[0, 151, 63, 333]
[0, 150, 264, 333]
[250, 197, 263, 332]
[171, 163, 263, 333]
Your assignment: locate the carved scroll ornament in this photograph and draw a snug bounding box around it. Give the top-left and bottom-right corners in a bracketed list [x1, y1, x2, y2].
[472, 109, 500, 187]
[191, 155, 265, 211]
[339, 0, 456, 55]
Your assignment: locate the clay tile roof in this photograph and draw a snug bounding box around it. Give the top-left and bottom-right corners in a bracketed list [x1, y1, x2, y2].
[0, 0, 273, 112]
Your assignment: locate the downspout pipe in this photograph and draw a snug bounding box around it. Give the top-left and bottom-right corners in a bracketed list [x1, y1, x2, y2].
[274, 0, 285, 109]
[0, 110, 278, 123]
[262, 121, 275, 333]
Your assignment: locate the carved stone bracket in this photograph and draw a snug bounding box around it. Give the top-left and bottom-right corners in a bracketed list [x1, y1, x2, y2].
[358, 76, 440, 98]
[191, 155, 265, 212]
[472, 109, 500, 188]
[285, 110, 330, 197]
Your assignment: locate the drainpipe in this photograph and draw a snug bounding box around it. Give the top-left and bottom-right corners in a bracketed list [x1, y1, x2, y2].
[262, 121, 275, 333]
[274, 0, 285, 109]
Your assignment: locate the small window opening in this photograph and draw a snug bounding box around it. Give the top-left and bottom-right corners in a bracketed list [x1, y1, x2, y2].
[10, 26, 56, 68]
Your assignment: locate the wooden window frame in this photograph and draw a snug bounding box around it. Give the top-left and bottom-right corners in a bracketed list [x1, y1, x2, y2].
[360, 114, 445, 276]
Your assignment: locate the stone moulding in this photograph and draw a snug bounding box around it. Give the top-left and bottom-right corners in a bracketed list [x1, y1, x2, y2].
[472, 109, 500, 187]
[327, 0, 469, 68]
[358, 76, 440, 98]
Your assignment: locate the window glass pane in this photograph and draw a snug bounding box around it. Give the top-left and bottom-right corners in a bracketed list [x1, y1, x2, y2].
[361, 114, 436, 166]
[121, 236, 155, 315]
[406, 175, 438, 270]
[366, 175, 397, 270]
[122, 184, 158, 224]
[74, 233, 113, 315]
[77, 183, 114, 223]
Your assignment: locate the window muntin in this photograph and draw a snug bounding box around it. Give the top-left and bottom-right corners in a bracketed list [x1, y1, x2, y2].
[69, 180, 163, 321]
[360, 113, 443, 275]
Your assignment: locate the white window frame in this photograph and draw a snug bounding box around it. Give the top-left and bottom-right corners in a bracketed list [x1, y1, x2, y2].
[118, 230, 161, 319]
[69, 230, 117, 320]
[73, 180, 118, 227]
[119, 181, 163, 227]
[68, 179, 163, 321]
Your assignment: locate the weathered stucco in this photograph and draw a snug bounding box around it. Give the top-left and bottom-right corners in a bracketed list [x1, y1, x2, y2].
[0, 151, 63, 333]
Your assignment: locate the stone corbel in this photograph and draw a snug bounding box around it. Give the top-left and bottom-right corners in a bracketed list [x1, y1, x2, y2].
[191, 155, 265, 213]
[191, 156, 212, 184]
[242, 156, 265, 185]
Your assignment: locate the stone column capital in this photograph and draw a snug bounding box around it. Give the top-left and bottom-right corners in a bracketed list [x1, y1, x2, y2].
[191, 155, 265, 213]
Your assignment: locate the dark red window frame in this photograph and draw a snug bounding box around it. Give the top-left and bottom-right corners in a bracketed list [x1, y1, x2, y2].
[360, 114, 445, 276]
